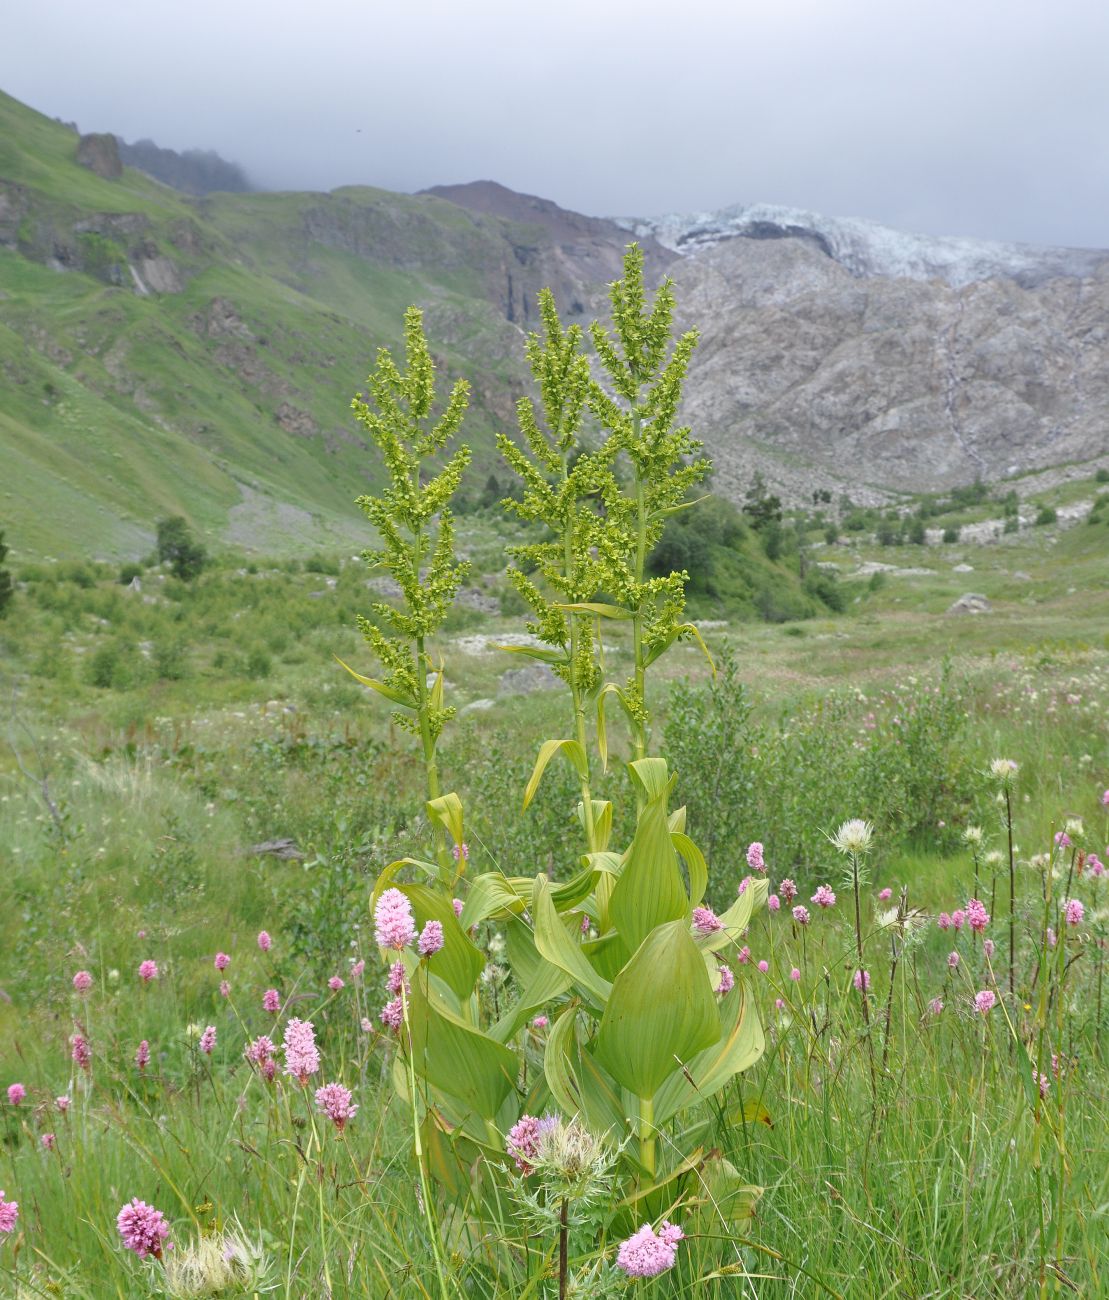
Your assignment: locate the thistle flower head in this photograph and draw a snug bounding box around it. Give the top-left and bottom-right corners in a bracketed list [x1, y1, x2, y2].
[532, 1115, 613, 1198]
[162, 1220, 272, 1297]
[829, 819, 873, 856]
[988, 758, 1019, 787]
[963, 826, 984, 846]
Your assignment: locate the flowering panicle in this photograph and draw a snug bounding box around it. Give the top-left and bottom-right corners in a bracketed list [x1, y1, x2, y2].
[374, 889, 416, 951]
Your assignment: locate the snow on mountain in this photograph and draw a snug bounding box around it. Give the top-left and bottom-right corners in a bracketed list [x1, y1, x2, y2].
[618, 203, 1109, 289]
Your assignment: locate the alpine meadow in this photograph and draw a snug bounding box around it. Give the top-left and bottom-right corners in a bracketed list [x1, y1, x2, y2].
[2, 60, 1109, 1300]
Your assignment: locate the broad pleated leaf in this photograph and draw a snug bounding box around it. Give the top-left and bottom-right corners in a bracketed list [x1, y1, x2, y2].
[523, 738, 588, 810]
[461, 872, 528, 928]
[672, 831, 708, 907]
[652, 984, 765, 1125]
[544, 1004, 626, 1134]
[609, 760, 689, 953]
[533, 876, 611, 1005]
[405, 971, 517, 1122]
[426, 792, 464, 853]
[594, 920, 720, 1101]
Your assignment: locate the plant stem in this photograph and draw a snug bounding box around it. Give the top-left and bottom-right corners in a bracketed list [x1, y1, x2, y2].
[1006, 788, 1016, 1000]
[414, 633, 452, 885]
[852, 851, 877, 1092]
[639, 1094, 656, 1178]
[558, 1197, 569, 1300]
[630, 406, 649, 777]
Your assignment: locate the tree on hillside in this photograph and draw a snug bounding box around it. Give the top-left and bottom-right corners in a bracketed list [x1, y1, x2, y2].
[0, 529, 12, 617]
[156, 516, 207, 581]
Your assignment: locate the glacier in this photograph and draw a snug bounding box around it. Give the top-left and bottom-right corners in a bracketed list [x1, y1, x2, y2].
[618, 202, 1109, 288]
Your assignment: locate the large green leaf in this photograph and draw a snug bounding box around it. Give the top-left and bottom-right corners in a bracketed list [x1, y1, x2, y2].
[397, 883, 484, 1002]
[405, 971, 517, 1122]
[426, 792, 464, 853]
[652, 985, 765, 1125]
[460, 872, 528, 928]
[672, 831, 708, 907]
[532, 876, 612, 1006]
[334, 655, 415, 708]
[544, 1004, 627, 1135]
[522, 738, 589, 810]
[594, 920, 720, 1101]
[488, 959, 571, 1043]
[609, 760, 690, 954]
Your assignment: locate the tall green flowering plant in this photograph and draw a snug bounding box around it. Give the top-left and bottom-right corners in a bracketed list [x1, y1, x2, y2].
[354, 252, 766, 1294]
[342, 307, 471, 886]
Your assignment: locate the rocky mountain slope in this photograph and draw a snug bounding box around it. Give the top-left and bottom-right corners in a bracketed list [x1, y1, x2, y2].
[3, 87, 1108, 559]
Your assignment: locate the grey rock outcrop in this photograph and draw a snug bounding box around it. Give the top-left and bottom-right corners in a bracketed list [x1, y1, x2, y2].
[75, 133, 122, 179]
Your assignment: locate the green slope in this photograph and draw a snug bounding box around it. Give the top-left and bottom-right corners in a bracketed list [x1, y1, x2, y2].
[0, 90, 530, 560]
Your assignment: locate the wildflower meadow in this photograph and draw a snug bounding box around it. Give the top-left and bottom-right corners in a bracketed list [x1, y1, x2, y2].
[2, 249, 1108, 1298]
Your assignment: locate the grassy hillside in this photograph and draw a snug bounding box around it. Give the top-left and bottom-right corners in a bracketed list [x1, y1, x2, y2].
[0, 90, 534, 561]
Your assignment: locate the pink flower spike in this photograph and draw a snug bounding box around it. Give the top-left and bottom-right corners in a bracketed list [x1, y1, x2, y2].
[974, 989, 997, 1014]
[41, 1132, 56, 1151]
[983, 938, 995, 959]
[219, 980, 230, 998]
[282, 1018, 320, 1084]
[138, 960, 158, 982]
[746, 842, 766, 873]
[199, 1026, 216, 1056]
[451, 841, 470, 861]
[1101, 789, 1109, 806]
[373, 888, 416, 951]
[811, 884, 836, 909]
[790, 967, 801, 982]
[878, 888, 892, 901]
[55, 1096, 71, 1112]
[768, 894, 780, 912]
[853, 969, 870, 992]
[418, 920, 445, 957]
[6, 1083, 25, 1106]
[380, 998, 403, 1030]
[72, 970, 93, 993]
[792, 905, 810, 926]
[245, 1036, 276, 1075]
[507, 1114, 546, 1175]
[315, 1081, 357, 1131]
[736, 946, 751, 965]
[135, 1040, 150, 1071]
[929, 997, 944, 1015]
[717, 965, 735, 995]
[71, 1034, 91, 1071]
[214, 952, 230, 972]
[262, 988, 281, 1013]
[257, 930, 272, 952]
[692, 906, 723, 934]
[616, 1221, 683, 1277]
[951, 910, 966, 931]
[1064, 898, 1084, 927]
[966, 898, 990, 933]
[757, 960, 769, 974]
[349, 959, 365, 980]
[774, 997, 786, 1010]
[386, 962, 408, 996]
[947, 951, 960, 969]
[937, 912, 952, 931]
[778, 878, 798, 904]
[531, 1015, 549, 1029]
[0, 1191, 18, 1235]
[328, 976, 345, 992]
[452, 898, 464, 918]
[117, 1198, 170, 1259]
[1054, 831, 1072, 848]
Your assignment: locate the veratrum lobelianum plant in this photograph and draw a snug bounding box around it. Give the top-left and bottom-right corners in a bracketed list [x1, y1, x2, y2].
[350, 249, 766, 1295]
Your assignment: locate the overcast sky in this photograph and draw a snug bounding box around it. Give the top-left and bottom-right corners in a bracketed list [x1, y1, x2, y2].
[4, 0, 1108, 248]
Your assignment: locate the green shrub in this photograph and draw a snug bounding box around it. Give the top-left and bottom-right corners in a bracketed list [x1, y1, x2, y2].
[942, 526, 959, 543]
[1034, 506, 1057, 526]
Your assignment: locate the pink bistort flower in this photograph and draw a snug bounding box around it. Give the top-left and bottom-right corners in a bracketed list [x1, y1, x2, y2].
[263, 989, 281, 1013]
[532, 1015, 549, 1029]
[282, 1018, 320, 1084]
[768, 893, 781, 912]
[71, 1034, 91, 1071]
[812, 885, 836, 909]
[947, 951, 960, 969]
[1054, 831, 1072, 848]
[380, 998, 403, 1031]
[55, 1095, 71, 1113]
[219, 980, 230, 998]
[505, 1114, 556, 1175]
[983, 938, 995, 959]
[757, 960, 769, 974]
[0, 1191, 18, 1235]
[736, 946, 751, 965]
[452, 841, 470, 862]
[41, 1132, 56, 1152]
[1102, 789, 1109, 807]
[778, 878, 798, 904]
[245, 1036, 276, 1080]
[1087, 854, 1105, 878]
[692, 907, 723, 934]
[853, 969, 870, 992]
[373, 889, 416, 950]
[257, 930, 272, 952]
[950, 910, 966, 931]
[199, 1026, 216, 1056]
[966, 899, 990, 933]
[315, 1082, 358, 1131]
[138, 960, 158, 983]
[72, 970, 93, 994]
[790, 967, 801, 982]
[328, 976, 345, 992]
[792, 905, 810, 926]
[6, 1084, 25, 1106]
[452, 898, 464, 919]
[349, 959, 365, 980]
[746, 842, 766, 872]
[418, 920, 445, 957]
[929, 997, 944, 1015]
[717, 965, 735, 995]
[214, 952, 230, 972]
[974, 989, 997, 1014]
[116, 1198, 170, 1259]
[937, 912, 952, 931]
[135, 1040, 150, 1071]
[616, 1222, 684, 1278]
[878, 888, 892, 901]
[1065, 898, 1085, 927]
[386, 962, 408, 996]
